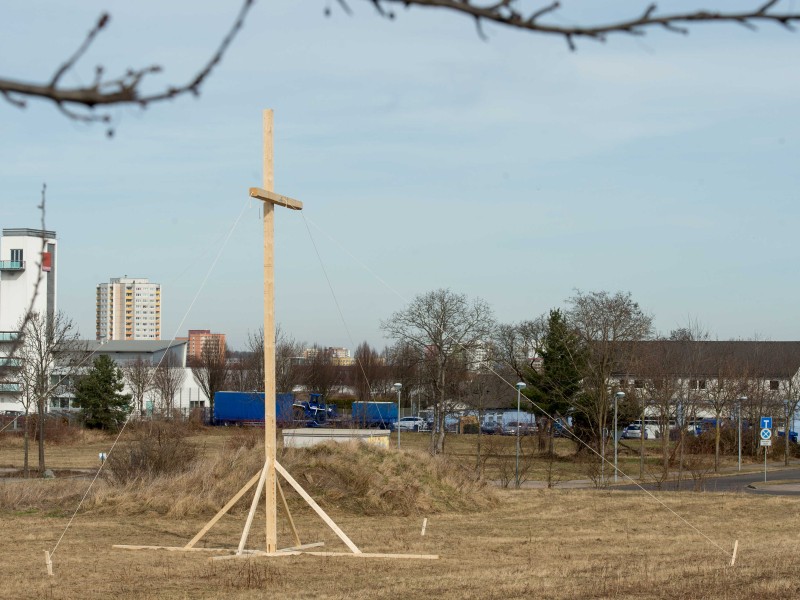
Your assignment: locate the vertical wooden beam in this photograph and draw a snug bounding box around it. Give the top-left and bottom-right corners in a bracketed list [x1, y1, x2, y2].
[263, 109, 278, 553]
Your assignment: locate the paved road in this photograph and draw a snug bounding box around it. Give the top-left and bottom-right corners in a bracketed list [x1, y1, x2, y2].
[616, 467, 800, 496]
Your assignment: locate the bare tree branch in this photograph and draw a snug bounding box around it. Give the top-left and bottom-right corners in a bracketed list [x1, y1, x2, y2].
[368, 1, 800, 46]
[2, 1, 798, 131]
[0, 0, 255, 134]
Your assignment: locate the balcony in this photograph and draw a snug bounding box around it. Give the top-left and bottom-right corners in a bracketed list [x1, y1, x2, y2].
[0, 260, 25, 271]
[0, 358, 22, 367]
[0, 382, 21, 393]
[0, 332, 20, 342]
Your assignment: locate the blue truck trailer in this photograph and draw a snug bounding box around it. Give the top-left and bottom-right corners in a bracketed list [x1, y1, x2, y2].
[350, 401, 398, 428]
[214, 391, 336, 426]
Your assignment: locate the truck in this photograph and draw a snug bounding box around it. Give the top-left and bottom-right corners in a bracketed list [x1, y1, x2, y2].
[350, 401, 397, 429]
[213, 391, 337, 427]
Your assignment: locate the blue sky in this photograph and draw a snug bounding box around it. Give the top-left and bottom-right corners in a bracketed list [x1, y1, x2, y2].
[2, 1, 799, 350]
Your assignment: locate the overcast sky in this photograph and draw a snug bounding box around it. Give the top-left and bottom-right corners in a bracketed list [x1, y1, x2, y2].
[2, 1, 799, 350]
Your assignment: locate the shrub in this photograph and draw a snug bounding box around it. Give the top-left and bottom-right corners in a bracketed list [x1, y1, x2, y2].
[106, 421, 198, 485]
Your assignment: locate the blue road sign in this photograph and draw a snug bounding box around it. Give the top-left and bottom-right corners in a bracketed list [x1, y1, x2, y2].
[761, 416, 772, 430]
[760, 428, 772, 440]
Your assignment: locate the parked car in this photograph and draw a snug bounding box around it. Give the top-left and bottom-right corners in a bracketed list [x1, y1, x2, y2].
[392, 416, 426, 432]
[480, 421, 503, 435]
[502, 421, 535, 436]
[621, 424, 653, 440]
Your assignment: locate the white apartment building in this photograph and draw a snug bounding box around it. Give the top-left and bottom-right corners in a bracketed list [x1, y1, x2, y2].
[0, 228, 58, 412]
[96, 277, 161, 341]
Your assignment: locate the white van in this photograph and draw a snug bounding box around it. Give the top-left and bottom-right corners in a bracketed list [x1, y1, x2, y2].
[630, 420, 661, 439]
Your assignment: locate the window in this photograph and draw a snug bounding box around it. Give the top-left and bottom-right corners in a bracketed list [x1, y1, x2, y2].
[11, 248, 23, 262]
[770, 380, 779, 391]
[634, 380, 643, 389]
[688, 379, 707, 390]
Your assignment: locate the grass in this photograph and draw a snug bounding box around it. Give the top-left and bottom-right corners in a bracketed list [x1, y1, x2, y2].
[2, 489, 798, 599]
[1, 425, 799, 598]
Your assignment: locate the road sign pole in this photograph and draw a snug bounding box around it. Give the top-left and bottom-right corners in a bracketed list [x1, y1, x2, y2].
[764, 447, 767, 483]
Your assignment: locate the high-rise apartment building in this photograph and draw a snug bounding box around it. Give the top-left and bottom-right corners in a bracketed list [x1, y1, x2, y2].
[0, 228, 58, 412]
[96, 277, 161, 341]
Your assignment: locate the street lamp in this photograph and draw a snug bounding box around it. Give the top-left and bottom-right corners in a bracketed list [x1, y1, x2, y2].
[738, 396, 747, 472]
[614, 391, 625, 483]
[393, 382, 402, 450]
[515, 381, 526, 489]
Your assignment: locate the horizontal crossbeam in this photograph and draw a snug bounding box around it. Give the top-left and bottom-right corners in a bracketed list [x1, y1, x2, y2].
[249, 187, 303, 210]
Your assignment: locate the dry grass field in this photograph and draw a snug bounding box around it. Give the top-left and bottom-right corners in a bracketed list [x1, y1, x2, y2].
[1, 426, 798, 599]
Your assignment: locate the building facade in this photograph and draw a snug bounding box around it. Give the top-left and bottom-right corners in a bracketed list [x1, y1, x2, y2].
[186, 329, 226, 361]
[96, 277, 161, 341]
[0, 228, 58, 412]
[49, 340, 210, 415]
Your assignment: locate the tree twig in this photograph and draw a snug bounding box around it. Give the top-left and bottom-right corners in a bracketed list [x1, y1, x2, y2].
[0, 0, 255, 133]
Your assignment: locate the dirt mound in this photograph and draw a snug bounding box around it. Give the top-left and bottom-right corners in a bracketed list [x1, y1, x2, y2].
[279, 442, 496, 516]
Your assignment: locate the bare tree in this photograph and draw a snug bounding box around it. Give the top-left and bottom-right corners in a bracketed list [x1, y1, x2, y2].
[121, 356, 154, 418]
[301, 345, 344, 400]
[276, 326, 304, 393]
[382, 288, 495, 454]
[3, 3, 798, 129]
[703, 358, 745, 473]
[567, 290, 653, 471]
[152, 353, 186, 417]
[385, 341, 424, 410]
[351, 341, 390, 403]
[633, 340, 683, 481]
[670, 321, 711, 489]
[465, 370, 513, 475]
[493, 318, 547, 381]
[15, 310, 80, 475]
[190, 338, 229, 416]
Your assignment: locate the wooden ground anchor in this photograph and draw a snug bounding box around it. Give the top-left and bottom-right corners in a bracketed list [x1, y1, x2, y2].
[45, 550, 53, 576]
[730, 540, 739, 567]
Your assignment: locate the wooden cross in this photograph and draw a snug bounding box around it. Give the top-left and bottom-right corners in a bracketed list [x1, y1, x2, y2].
[249, 109, 302, 553]
[114, 110, 437, 562]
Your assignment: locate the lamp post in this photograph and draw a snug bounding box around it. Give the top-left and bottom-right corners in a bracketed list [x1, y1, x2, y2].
[738, 396, 747, 472]
[515, 382, 526, 489]
[393, 382, 402, 450]
[614, 391, 625, 483]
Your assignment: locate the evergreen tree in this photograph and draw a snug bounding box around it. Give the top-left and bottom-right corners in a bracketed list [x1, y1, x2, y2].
[75, 355, 132, 430]
[524, 309, 585, 448]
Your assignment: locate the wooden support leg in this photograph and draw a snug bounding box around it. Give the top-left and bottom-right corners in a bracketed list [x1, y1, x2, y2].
[237, 461, 269, 555]
[185, 470, 262, 549]
[275, 460, 361, 554]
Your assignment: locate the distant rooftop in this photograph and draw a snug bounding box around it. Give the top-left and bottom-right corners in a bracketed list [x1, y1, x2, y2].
[2, 228, 57, 238]
[82, 340, 186, 353]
